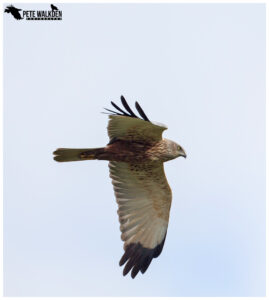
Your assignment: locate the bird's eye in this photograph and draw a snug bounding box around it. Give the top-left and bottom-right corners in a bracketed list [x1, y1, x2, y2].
[177, 146, 181, 150]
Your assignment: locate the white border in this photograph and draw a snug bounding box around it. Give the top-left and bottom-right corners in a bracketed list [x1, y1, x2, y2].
[1, 0, 268, 299]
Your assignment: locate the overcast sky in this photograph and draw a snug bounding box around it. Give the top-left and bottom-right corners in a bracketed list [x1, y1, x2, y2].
[4, 3, 265, 296]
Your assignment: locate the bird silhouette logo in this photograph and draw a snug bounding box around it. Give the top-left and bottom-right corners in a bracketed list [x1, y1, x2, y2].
[4, 5, 23, 20]
[51, 4, 59, 11]
[5, 4, 62, 21]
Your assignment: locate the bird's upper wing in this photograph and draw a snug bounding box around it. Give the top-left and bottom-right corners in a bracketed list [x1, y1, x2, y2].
[109, 160, 172, 278]
[106, 96, 167, 143]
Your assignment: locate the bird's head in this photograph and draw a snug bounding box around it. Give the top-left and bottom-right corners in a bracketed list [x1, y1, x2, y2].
[175, 142, 187, 159]
[163, 139, 187, 161]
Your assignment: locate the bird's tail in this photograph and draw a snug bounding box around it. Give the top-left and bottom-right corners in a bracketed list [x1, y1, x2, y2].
[53, 147, 105, 162]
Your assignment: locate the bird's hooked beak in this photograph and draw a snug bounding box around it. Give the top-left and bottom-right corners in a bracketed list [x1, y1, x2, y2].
[179, 147, 187, 158]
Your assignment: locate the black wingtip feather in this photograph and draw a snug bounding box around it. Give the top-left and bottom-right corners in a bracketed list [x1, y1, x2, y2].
[104, 108, 119, 114]
[131, 265, 140, 279]
[119, 234, 167, 278]
[135, 101, 150, 122]
[103, 96, 151, 122]
[120, 96, 138, 118]
[119, 244, 138, 266]
[111, 101, 129, 116]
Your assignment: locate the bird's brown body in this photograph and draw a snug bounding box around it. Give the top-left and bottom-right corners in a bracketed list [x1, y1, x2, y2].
[80, 139, 171, 163]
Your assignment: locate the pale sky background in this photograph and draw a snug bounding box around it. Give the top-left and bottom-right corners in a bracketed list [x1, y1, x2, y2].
[4, 3, 265, 297]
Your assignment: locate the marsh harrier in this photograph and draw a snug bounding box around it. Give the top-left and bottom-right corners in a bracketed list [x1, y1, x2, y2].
[53, 96, 186, 278]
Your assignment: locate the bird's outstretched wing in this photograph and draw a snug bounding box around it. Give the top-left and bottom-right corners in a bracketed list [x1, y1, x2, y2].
[109, 161, 172, 278]
[105, 96, 167, 143]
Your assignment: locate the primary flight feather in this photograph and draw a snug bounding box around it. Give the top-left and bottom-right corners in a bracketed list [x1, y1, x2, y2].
[53, 96, 186, 278]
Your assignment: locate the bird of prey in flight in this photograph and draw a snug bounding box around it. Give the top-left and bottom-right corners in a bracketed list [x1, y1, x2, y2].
[53, 96, 186, 278]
